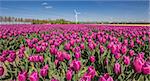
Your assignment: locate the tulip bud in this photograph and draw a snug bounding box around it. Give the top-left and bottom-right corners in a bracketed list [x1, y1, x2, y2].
[75, 52, 81, 59]
[50, 47, 57, 55]
[65, 43, 70, 50]
[121, 46, 127, 54]
[114, 63, 121, 75]
[57, 51, 64, 61]
[80, 73, 91, 81]
[40, 65, 49, 77]
[87, 66, 96, 78]
[123, 56, 130, 65]
[29, 72, 39, 81]
[100, 45, 104, 54]
[137, 52, 145, 59]
[89, 43, 94, 50]
[129, 50, 134, 56]
[90, 56, 95, 63]
[80, 43, 85, 50]
[0, 56, 6, 62]
[123, 39, 128, 46]
[64, 53, 71, 61]
[104, 58, 108, 65]
[43, 64, 49, 70]
[54, 59, 59, 66]
[39, 56, 44, 63]
[133, 57, 145, 73]
[111, 45, 116, 54]
[98, 73, 114, 81]
[0, 66, 4, 76]
[142, 61, 150, 75]
[131, 41, 135, 47]
[73, 60, 81, 71]
[98, 76, 106, 81]
[114, 53, 121, 59]
[73, 46, 81, 53]
[40, 69, 48, 77]
[70, 40, 75, 46]
[18, 71, 27, 81]
[66, 70, 72, 80]
[35, 46, 41, 52]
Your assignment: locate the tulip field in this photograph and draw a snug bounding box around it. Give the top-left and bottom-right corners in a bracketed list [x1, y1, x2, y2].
[0, 24, 150, 81]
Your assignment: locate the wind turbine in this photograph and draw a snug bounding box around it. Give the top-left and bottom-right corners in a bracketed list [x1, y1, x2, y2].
[74, 9, 80, 24]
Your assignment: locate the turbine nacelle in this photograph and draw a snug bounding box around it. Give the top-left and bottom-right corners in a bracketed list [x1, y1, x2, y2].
[74, 10, 80, 15]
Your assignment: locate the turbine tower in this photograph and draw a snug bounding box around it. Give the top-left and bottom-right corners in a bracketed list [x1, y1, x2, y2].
[74, 9, 80, 24]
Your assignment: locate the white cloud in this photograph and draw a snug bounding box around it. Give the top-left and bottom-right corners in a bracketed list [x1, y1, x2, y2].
[45, 6, 53, 9]
[42, 2, 48, 5]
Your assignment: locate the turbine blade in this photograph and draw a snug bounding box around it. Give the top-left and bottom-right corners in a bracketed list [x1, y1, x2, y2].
[74, 9, 77, 13]
[77, 12, 80, 14]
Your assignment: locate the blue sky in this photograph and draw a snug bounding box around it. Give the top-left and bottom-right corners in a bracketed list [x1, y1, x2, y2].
[0, 0, 149, 22]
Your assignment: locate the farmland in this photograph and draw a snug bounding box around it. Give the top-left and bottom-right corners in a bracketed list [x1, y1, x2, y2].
[0, 24, 150, 81]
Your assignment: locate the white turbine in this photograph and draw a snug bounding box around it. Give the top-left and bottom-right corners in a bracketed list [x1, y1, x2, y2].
[74, 9, 80, 24]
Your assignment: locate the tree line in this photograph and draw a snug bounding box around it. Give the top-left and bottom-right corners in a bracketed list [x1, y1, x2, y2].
[0, 16, 149, 24]
[0, 16, 76, 24]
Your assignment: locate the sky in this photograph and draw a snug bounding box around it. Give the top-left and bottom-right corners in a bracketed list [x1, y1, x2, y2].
[0, 0, 149, 22]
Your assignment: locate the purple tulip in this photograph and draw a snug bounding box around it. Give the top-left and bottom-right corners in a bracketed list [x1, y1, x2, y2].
[123, 39, 128, 46]
[43, 64, 49, 69]
[98, 73, 113, 81]
[54, 59, 59, 66]
[121, 46, 127, 54]
[56, 51, 64, 61]
[107, 42, 113, 49]
[111, 45, 116, 54]
[70, 40, 75, 46]
[40, 68, 48, 77]
[142, 61, 150, 75]
[87, 66, 96, 78]
[114, 63, 121, 75]
[64, 53, 71, 61]
[114, 53, 121, 59]
[90, 56, 95, 63]
[123, 56, 130, 65]
[88, 43, 94, 50]
[129, 50, 134, 56]
[99, 76, 106, 81]
[0, 56, 6, 62]
[80, 43, 85, 50]
[142, 36, 146, 41]
[136, 38, 142, 45]
[73, 46, 81, 53]
[35, 46, 41, 52]
[130, 40, 134, 48]
[66, 70, 72, 80]
[65, 43, 71, 50]
[18, 71, 27, 81]
[100, 45, 105, 54]
[28, 55, 44, 63]
[0, 66, 4, 76]
[133, 57, 145, 73]
[29, 72, 39, 81]
[72, 60, 81, 71]
[80, 73, 91, 81]
[137, 52, 145, 59]
[104, 58, 108, 65]
[40, 65, 49, 77]
[75, 52, 81, 59]
[39, 56, 44, 62]
[50, 46, 57, 55]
